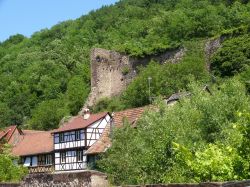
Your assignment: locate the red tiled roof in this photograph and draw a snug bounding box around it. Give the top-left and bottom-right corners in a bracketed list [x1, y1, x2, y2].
[86, 106, 149, 155]
[53, 112, 108, 133]
[113, 106, 148, 128]
[12, 131, 53, 156]
[0, 125, 17, 142]
[22, 130, 45, 134]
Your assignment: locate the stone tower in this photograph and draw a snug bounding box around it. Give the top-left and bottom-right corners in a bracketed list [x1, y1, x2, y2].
[85, 48, 136, 106]
[85, 47, 185, 107]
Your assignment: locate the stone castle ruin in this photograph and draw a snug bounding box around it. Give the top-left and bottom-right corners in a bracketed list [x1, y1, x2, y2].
[85, 47, 186, 106]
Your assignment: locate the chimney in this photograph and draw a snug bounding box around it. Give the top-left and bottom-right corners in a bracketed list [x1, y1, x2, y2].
[83, 108, 90, 120]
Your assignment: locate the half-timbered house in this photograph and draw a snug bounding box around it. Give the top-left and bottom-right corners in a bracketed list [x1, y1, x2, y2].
[52, 109, 112, 171]
[2, 107, 147, 173]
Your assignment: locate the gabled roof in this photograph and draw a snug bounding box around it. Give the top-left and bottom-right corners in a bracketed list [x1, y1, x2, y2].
[53, 112, 109, 133]
[12, 131, 53, 156]
[0, 125, 17, 142]
[85, 124, 111, 155]
[86, 106, 149, 155]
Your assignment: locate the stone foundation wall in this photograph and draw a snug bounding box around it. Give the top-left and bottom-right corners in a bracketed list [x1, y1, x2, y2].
[0, 183, 20, 187]
[20, 170, 108, 187]
[85, 47, 185, 106]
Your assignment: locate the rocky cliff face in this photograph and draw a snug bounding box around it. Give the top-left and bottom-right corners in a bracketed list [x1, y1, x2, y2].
[85, 47, 186, 107]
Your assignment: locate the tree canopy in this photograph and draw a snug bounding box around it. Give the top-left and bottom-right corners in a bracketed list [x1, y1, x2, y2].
[0, 144, 27, 182]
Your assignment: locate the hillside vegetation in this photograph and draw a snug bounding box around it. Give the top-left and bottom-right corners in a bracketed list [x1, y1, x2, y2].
[0, 0, 249, 131]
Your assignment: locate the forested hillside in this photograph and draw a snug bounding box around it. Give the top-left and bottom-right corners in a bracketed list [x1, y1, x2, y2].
[0, 0, 250, 130]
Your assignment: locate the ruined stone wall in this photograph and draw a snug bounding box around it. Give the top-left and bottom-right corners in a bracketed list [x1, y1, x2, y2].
[205, 36, 226, 71]
[0, 183, 20, 187]
[85, 47, 185, 106]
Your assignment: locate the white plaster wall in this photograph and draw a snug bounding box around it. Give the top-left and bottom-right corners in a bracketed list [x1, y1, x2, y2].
[54, 151, 87, 171]
[54, 114, 111, 149]
[86, 114, 110, 146]
[54, 130, 85, 150]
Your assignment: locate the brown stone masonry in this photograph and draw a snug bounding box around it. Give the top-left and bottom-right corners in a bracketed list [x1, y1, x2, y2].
[20, 170, 108, 187]
[85, 47, 185, 106]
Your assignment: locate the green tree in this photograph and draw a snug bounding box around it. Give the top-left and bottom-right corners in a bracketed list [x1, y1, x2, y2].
[65, 76, 90, 115]
[0, 144, 27, 182]
[211, 34, 250, 77]
[29, 99, 69, 130]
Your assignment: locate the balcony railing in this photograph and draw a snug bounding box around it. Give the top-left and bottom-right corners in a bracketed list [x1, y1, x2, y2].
[28, 165, 54, 174]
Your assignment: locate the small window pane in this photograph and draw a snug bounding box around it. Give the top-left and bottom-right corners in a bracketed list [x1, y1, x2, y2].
[76, 150, 83, 162]
[75, 130, 81, 140]
[46, 155, 52, 165]
[59, 133, 65, 143]
[60, 152, 66, 163]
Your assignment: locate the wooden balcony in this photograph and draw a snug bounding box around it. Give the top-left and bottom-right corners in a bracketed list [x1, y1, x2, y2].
[28, 165, 54, 174]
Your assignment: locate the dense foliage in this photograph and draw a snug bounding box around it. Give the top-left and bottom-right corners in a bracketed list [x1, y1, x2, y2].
[211, 34, 250, 76]
[0, 144, 27, 182]
[211, 34, 250, 92]
[0, 0, 250, 130]
[98, 79, 250, 184]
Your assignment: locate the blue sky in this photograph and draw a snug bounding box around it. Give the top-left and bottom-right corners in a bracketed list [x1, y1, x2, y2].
[0, 0, 119, 42]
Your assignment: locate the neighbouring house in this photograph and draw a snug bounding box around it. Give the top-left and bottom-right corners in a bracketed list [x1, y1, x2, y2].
[0, 125, 23, 147]
[51, 109, 111, 172]
[85, 106, 147, 156]
[12, 130, 54, 173]
[164, 92, 191, 105]
[1, 106, 148, 174]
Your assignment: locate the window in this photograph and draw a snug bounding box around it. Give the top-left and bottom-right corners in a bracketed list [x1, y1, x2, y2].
[45, 155, 52, 165]
[59, 133, 65, 143]
[38, 155, 45, 165]
[38, 154, 52, 165]
[75, 130, 81, 141]
[76, 150, 83, 162]
[60, 152, 66, 163]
